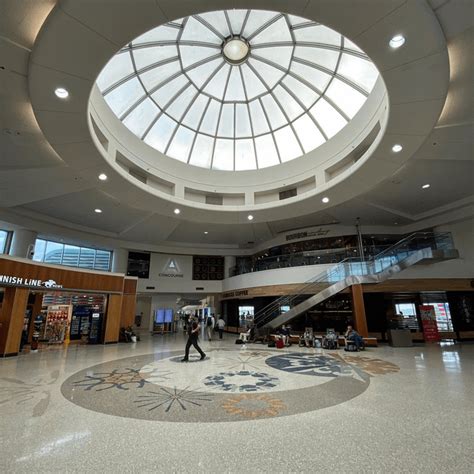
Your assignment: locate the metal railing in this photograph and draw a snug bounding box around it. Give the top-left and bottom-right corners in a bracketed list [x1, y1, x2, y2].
[253, 232, 454, 328]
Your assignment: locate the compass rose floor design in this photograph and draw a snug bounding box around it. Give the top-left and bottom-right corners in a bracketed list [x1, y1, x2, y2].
[61, 348, 399, 422]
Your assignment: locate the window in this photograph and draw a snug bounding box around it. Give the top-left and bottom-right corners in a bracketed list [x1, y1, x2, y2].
[0, 230, 11, 254]
[425, 302, 453, 332]
[33, 239, 112, 271]
[127, 251, 150, 278]
[394, 303, 419, 330]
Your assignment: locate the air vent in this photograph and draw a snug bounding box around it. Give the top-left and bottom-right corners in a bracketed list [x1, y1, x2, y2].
[279, 188, 297, 200]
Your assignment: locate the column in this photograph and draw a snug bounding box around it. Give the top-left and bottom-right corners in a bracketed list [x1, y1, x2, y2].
[111, 248, 129, 273]
[224, 255, 236, 278]
[104, 294, 123, 343]
[351, 284, 368, 337]
[9, 228, 37, 259]
[0, 287, 30, 356]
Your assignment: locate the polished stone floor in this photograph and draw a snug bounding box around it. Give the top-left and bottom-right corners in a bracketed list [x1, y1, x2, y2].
[0, 332, 472, 473]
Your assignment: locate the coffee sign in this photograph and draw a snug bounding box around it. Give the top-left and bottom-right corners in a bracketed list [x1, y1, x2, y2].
[0, 274, 63, 289]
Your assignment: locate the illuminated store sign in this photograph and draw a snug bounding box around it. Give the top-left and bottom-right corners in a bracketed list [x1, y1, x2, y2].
[0, 275, 63, 289]
[286, 228, 330, 241]
[159, 258, 184, 278]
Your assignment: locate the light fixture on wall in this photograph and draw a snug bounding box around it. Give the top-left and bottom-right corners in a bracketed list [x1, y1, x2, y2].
[54, 87, 69, 99]
[389, 35, 406, 49]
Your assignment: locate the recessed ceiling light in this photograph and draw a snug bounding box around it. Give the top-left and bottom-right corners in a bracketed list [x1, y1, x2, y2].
[174, 208, 180, 215]
[204, 231, 208, 235]
[392, 144, 403, 153]
[98, 173, 107, 181]
[54, 87, 69, 99]
[94, 208, 102, 213]
[322, 197, 329, 203]
[422, 184, 430, 189]
[389, 35, 406, 49]
[247, 215, 254, 221]
[394, 222, 398, 225]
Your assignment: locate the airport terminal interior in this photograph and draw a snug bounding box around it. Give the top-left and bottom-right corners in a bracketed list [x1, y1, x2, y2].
[0, 0, 473, 472]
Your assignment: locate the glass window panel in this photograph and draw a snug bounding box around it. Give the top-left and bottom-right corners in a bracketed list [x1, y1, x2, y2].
[235, 139, 256, 170]
[0, 230, 7, 254]
[250, 16, 291, 44]
[212, 139, 234, 170]
[240, 64, 266, 99]
[167, 126, 195, 162]
[291, 62, 331, 92]
[310, 98, 347, 138]
[198, 11, 230, 37]
[187, 58, 223, 89]
[294, 25, 341, 46]
[189, 134, 214, 168]
[144, 114, 177, 152]
[293, 46, 339, 71]
[243, 11, 279, 37]
[94, 250, 111, 271]
[179, 45, 218, 69]
[228, 9, 248, 35]
[235, 104, 252, 138]
[344, 38, 364, 54]
[78, 248, 95, 269]
[248, 57, 283, 89]
[224, 67, 246, 101]
[165, 84, 197, 121]
[181, 16, 221, 43]
[139, 60, 181, 91]
[273, 85, 304, 121]
[182, 95, 209, 128]
[44, 241, 63, 264]
[96, 52, 134, 91]
[248, 99, 270, 135]
[325, 79, 366, 118]
[217, 104, 234, 138]
[203, 63, 231, 100]
[62, 245, 80, 266]
[33, 238, 46, 261]
[251, 46, 292, 69]
[133, 45, 177, 71]
[123, 98, 159, 137]
[104, 77, 145, 117]
[282, 75, 319, 108]
[338, 53, 379, 92]
[151, 75, 188, 107]
[133, 25, 178, 45]
[255, 134, 279, 168]
[261, 95, 287, 130]
[274, 126, 302, 162]
[199, 99, 221, 134]
[288, 14, 310, 26]
[293, 114, 326, 152]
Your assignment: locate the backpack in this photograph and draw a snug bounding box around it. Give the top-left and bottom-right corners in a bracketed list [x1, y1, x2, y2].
[207, 316, 213, 327]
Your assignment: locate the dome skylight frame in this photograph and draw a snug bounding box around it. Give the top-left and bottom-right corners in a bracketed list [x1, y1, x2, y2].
[96, 9, 379, 171]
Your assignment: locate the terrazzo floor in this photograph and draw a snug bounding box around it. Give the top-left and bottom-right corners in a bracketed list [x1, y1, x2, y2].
[0, 332, 472, 473]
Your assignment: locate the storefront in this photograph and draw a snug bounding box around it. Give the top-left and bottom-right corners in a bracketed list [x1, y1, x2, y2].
[0, 255, 137, 357]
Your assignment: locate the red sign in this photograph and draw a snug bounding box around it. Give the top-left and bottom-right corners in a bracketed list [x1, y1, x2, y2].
[419, 305, 440, 342]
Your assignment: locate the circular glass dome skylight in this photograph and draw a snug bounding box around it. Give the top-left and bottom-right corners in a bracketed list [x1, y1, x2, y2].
[96, 10, 379, 171]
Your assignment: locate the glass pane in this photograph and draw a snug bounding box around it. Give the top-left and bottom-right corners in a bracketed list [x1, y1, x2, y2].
[182, 95, 209, 129]
[274, 126, 302, 162]
[199, 99, 221, 134]
[151, 75, 188, 107]
[189, 135, 214, 168]
[310, 98, 347, 138]
[132, 45, 177, 71]
[250, 16, 291, 44]
[217, 104, 234, 138]
[213, 139, 234, 170]
[293, 114, 326, 152]
[293, 46, 339, 71]
[251, 45, 292, 69]
[179, 45, 218, 69]
[235, 139, 256, 170]
[282, 75, 319, 108]
[96, 52, 134, 91]
[291, 61, 331, 92]
[198, 11, 230, 37]
[187, 58, 223, 89]
[344, 38, 364, 54]
[166, 84, 197, 121]
[255, 134, 279, 168]
[139, 60, 181, 91]
[203, 63, 231, 100]
[104, 77, 145, 117]
[243, 11, 280, 37]
[228, 9, 248, 35]
[235, 104, 252, 137]
[338, 53, 379, 92]
[248, 57, 283, 89]
[94, 250, 111, 271]
[181, 16, 221, 43]
[167, 126, 195, 162]
[294, 25, 341, 46]
[325, 79, 366, 118]
[261, 94, 287, 130]
[248, 99, 270, 135]
[224, 67, 246, 101]
[78, 247, 95, 269]
[33, 238, 46, 261]
[144, 114, 177, 152]
[62, 245, 80, 267]
[133, 25, 179, 44]
[240, 64, 266, 100]
[123, 98, 160, 137]
[273, 85, 304, 121]
[44, 241, 64, 265]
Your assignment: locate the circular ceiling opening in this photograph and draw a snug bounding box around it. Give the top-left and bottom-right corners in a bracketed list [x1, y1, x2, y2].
[96, 9, 379, 171]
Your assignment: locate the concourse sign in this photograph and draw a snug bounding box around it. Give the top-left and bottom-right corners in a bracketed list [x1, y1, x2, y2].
[419, 305, 440, 342]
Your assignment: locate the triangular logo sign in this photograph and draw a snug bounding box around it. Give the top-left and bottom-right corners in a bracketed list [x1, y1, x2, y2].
[165, 258, 179, 273]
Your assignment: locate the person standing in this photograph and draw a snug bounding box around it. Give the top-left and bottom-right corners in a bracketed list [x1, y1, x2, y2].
[217, 315, 225, 339]
[206, 313, 215, 341]
[182, 315, 206, 362]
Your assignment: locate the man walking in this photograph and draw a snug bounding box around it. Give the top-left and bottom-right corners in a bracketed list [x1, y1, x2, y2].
[206, 313, 215, 341]
[182, 315, 206, 362]
[217, 315, 226, 339]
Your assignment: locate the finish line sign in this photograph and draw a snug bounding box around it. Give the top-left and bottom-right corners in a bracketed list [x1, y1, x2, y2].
[0, 274, 63, 289]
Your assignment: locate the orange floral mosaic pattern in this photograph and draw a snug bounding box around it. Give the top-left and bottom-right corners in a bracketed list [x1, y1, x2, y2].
[341, 356, 400, 376]
[221, 394, 287, 419]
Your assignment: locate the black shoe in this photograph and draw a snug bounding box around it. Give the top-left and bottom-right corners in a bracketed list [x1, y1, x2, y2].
[181, 358, 188, 362]
[200, 354, 206, 360]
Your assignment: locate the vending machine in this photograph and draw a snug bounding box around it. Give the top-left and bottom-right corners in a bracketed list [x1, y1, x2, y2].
[70, 306, 91, 340]
[88, 312, 103, 344]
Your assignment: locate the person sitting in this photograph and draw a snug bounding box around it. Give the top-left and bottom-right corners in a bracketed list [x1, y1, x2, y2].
[345, 325, 364, 351]
[277, 325, 290, 346]
[303, 327, 314, 348]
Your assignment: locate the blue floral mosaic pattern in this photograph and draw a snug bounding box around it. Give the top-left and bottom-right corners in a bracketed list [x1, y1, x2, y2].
[203, 371, 279, 392]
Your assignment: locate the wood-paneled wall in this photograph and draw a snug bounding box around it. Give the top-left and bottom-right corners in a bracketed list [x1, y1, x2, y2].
[0, 287, 30, 356]
[104, 294, 122, 343]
